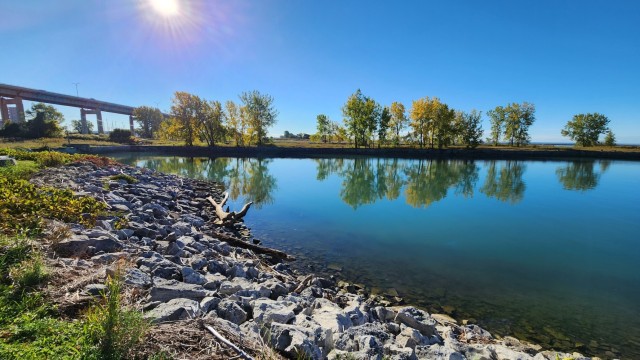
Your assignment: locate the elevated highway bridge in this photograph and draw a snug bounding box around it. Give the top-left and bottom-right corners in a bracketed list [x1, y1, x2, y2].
[0, 83, 166, 134]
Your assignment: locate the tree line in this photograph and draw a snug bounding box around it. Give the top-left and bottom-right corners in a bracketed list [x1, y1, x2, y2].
[146, 90, 278, 146]
[0, 88, 618, 147]
[312, 89, 617, 148]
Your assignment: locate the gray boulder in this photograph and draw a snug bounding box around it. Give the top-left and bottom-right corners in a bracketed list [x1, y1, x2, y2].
[216, 299, 247, 325]
[394, 307, 438, 338]
[124, 267, 152, 288]
[270, 323, 323, 360]
[182, 267, 207, 285]
[150, 278, 211, 302]
[145, 298, 201, 323]
[53, 234, 122, 256]
[251, 299, 296, 326]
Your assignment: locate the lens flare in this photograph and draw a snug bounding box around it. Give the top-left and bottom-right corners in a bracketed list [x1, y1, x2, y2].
[148, 0, 179, 17]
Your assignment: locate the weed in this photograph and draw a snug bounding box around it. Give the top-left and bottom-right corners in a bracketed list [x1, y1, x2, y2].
[110, 173, 138, 184]
[84, 273, 148, 360]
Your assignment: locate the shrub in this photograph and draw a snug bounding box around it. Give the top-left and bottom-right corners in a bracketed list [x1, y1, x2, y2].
[0, 177, 106, 235]
[108, 129, 134, 144]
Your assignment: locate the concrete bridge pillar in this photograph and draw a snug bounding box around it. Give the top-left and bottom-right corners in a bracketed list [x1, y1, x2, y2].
[0, 96, 25, 125]
[80, 108, 104, 134]
[96, 109, 103, 134]
[80, 108, 89, 134]
[129, 115, 135, 133]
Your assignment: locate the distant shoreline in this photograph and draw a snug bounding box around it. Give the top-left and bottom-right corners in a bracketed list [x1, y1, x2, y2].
[78, 144, 640, 161]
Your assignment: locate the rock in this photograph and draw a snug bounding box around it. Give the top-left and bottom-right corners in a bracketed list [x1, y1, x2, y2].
[334, 323, 392, 352]
[311, 298, 352, 335]
[189, 256, 208, 271]
[181, 214, 205, 227]
[116, 229, 134, 240]
[124, 267, 151, 288]
[251, 299, 296, 326]
[393, 307, 438, 337]
[227, 264, 246, 279]
[414, 343, 465, 360]
[490, 344, 535, 360]
[145, 298, 201, 323]
[203, 273, 227, 290]
[432, 313, 457, 325]
[182, 267, 207, 285]
[269, 323, 323, 360]
[84, 284, 107, 296]
[53, 234, 123, 256]
[150, 278, 211, 302]
[90, 252, 127, 264]
[395, 327, 430, 349]
[263, 278, 289, 300]
[383, 343, 415, 360]
[142, 203, 168, 217]
[462, 324, 493, 342]
[218, 278, 253, 296]
[0, 156, 17, 166]
[200, 296, 221, 313]
[216, 299, 247, 325]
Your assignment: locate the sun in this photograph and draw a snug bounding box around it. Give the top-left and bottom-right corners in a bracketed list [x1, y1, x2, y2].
[148, 0, 179, 17]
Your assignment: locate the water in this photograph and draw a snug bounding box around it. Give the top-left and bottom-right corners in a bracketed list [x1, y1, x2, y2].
[114, 154, 640, 358]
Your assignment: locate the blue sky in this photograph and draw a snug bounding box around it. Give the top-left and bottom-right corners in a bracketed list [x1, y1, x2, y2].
[2, 0, 639, 143]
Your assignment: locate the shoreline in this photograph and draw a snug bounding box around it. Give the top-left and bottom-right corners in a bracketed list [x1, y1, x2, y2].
[30, 160, 600, 359]
[70, 144, 640, 161]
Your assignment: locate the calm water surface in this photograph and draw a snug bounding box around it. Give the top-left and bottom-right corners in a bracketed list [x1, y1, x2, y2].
[114, 154, 640, 358]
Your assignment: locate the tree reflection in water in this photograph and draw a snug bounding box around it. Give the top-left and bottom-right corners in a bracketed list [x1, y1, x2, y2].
[480, 161, 526, 204]
[314, 158, 480, 208]
[556, 160, 610, 191]
[134, 157, 277, 208]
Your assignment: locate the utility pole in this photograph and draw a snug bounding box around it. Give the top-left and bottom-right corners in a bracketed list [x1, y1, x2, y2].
[72, 82, 79, 97]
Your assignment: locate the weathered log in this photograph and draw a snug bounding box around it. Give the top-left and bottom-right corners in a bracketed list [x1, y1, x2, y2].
[206, 192, 253, 226]
[213, 231, 295, 261]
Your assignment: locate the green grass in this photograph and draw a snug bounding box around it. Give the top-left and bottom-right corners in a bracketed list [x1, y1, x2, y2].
[0, 160, 40, 180]
[0, 235, 149, 359]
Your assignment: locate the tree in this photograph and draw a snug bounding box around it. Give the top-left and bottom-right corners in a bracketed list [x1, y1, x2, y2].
[342, 89, 379, 148]
[26, 112, 63, 138]
[377, 106, 391, 148]
[409, 97, 440, 148]
[316, 114, 330, 143]
[196, 99, 226, 146]
[26, 103, 64, 124]
[458, 110, 483, 149]
[503, 102, 535, 146]
[560, 113, 611, 147]
[433, 103, 456, 149]
[239, 90, 278, 146]
[225, 100, 246, 146]
[486, 106, 506, 146]
[410, 97, 454, 148]
[133, 106, 164, 138]
[488, 102, 535, 146]
[169, 91, 200, 146]
[389, 102, 407, 146]
[604, 130, 616, 146]
[71, 119, 94, 134]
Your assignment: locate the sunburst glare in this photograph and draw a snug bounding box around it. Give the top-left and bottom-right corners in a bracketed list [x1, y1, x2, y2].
[148, 0, 179, 17]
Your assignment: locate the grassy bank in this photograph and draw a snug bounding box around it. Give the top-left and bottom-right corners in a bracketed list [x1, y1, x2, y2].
[0, 149, 148, 359]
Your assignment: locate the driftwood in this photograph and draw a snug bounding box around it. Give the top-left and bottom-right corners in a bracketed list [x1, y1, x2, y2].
[205, 324, 255, 360]
[206, 192, 252, 226]
[214, 231, 295, 261]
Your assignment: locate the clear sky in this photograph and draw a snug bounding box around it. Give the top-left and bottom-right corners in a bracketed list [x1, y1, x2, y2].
[2, 0, 639, 143]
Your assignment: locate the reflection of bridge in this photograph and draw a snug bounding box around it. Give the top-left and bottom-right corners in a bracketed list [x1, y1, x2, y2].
[0, 83, 167, 134]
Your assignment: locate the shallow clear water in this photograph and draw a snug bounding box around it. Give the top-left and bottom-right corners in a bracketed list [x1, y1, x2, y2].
[114, 154, 640, 358]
